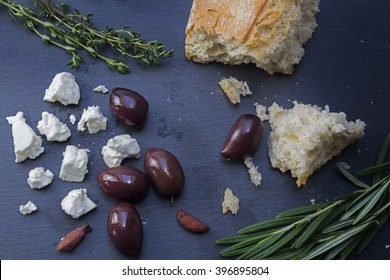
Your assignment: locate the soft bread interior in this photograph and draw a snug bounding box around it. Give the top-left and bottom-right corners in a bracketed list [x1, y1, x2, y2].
[185, 0, 320, 74]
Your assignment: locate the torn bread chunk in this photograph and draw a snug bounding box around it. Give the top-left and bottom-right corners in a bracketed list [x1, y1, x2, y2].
[244, 155, 262, 187]
[267, 101, 366, 187]
[185, 0, 320, 74]
[219, 77, 252, 104]
[222, 188, 240, 215]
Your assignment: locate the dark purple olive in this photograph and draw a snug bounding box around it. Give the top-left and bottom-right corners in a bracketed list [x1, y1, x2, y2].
[110, 87, 149, 126]
[97, 166, 149, 201]
[221, 114, 263, 159]
[107, 202, 143, 259]
[144, 148, 185, 197]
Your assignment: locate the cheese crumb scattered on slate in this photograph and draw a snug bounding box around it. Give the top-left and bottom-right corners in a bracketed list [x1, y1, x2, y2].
[93, 85, 109, 93]
[19, 201, 38, 215]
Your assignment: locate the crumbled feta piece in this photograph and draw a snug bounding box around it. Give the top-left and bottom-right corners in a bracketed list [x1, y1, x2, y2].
[19, 201, 38, 215]
[6, 112, 44, 163]
[93, 85, 108, 93]
[222, 188, 240, 215]
[101, 134, 141, 167]
[59, 145, 88, 182]
[37, 111, 71, 141]
[27, 167, 54, 189]
[43, 72, 80, 105]
[61, 188, 97, 218]
[243, 155, 262, 187]
[77, 106, 107, 134]
[69, 114, 76, 125]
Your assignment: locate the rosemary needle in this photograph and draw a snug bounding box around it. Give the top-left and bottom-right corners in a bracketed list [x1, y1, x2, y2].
[0, 0, 174, 74]
[216, 133, 390, 259]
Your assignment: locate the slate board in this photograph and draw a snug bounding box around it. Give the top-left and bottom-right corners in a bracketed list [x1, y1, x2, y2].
[0, 0, 389, 260]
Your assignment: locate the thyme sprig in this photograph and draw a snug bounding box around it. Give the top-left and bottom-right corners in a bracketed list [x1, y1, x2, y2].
[0, 0, 174, 74]
[216, 133, 390, 259]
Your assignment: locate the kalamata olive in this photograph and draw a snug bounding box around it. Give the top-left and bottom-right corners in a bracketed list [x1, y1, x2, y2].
[110, 87, 149, 126]
[221, 114, 263, 159]
[107, 202, 143, 259]
[144, 148, 185, 197]
[97, 166, 149, 201]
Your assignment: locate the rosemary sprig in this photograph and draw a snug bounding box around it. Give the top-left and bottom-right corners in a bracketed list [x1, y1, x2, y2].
[0, 0, 174, 74]
[216, 133, 390, 259]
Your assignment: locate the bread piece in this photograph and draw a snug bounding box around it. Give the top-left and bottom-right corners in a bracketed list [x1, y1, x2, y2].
[222, 188, 240, 214]
[244, 155, 262, 187]
[219, 76, 252, 104]
[267, 101, 366, 187]
[185, 0, 319, 74]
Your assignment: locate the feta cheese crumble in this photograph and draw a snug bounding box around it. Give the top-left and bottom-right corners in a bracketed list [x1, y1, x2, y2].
[61, 188, 97, 218]
[43, 72, 80, 105]
[59, 145, 89, 182]
[6, 112, 44, 163]
[37, 111, 71, 141]
[77, 106, 107, 134]
[69, 114, 76, 125]
[101, 134, 141, 167]
[19, 201, 38, 215]
[93, 85, 109, 93]
[27, 167, 54, 189]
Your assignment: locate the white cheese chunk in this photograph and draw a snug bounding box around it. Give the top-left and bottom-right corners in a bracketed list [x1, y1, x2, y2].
[101, 134, 141, 167]
[37, 111, 71, 141]
[69, 114, 76, 125]
[93, 85, 108, 93]
[19, 201, 38, 215]
[61, 188, 97, 218]
[77, 106, 107, 134]
[43, 72, 80, 105]
[6, 112, 44, 163]
[222, 188, 240, 215]
[59, 145, 88, 182]
[27, 167, 54, 189]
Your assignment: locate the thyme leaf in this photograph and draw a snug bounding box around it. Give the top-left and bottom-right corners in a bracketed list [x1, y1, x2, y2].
[0, 0, 174, 74]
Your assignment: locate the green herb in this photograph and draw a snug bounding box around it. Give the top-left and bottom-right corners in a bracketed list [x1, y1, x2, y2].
[216, 133, 390, 259]
[0, 0, 174, 74]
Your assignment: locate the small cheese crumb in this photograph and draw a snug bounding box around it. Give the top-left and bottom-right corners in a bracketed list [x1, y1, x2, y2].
[243, 155, 262, 187]
[93, 85, 109, 93]
[385, 245, 390, 249]
[59, 145, 89, 182]
[219, 77, 252, 104]
[310, 199, 316, 205]
[27, 167, 54, 189]
[69, 114, 76, 125]
[61, 188, 97, 218]
[37, 111, 71, 142]
[43, 72, 80, 105]
[19, 201, 38, 215]
[254, 102, 269, 121]
[101, 134, 141, 167]
[77, 106, 107, 134]
[6, 112, 44, 163]
[222, 188, 240, 215]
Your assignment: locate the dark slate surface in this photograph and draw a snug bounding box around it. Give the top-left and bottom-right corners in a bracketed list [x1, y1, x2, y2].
[0, 0, 389, 260]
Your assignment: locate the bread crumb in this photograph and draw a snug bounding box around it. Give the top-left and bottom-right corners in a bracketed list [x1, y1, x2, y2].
[222, 188, 240, 215]
[219, 77, 252, 104]
[243, 155, 262, 187]
[254, 102, 269, 121]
